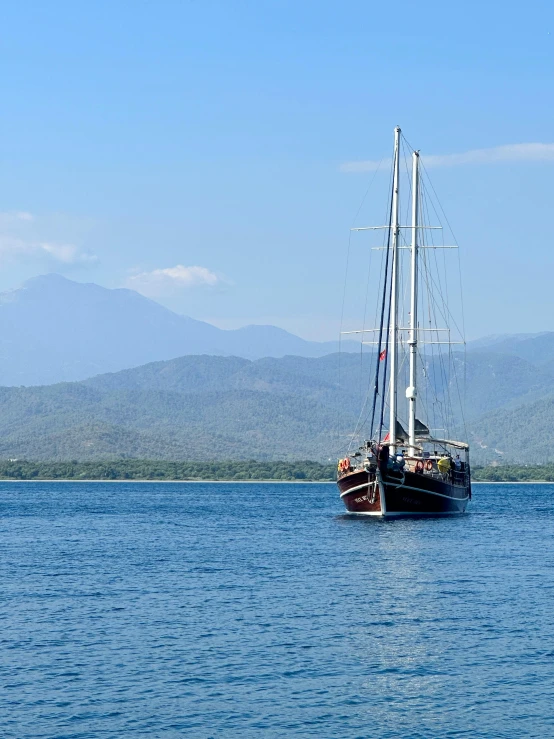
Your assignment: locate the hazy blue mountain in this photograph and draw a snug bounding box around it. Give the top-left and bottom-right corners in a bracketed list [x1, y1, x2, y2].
[0, 274, 356, 385]
[1, 275, 554, 462]
[467, 331, 554, 364]
[465, 333, 546, 351]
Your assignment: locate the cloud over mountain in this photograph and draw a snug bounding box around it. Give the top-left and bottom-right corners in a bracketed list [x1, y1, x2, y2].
[126, 264, 221, 297]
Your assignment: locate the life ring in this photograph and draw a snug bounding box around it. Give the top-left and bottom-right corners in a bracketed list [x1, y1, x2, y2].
[415, 460, 424, 472]
[425, 460, 433, 471]
[343, 458, 350, 471]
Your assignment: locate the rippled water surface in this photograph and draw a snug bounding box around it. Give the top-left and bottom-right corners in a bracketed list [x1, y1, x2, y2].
[1, 481, 554, 738]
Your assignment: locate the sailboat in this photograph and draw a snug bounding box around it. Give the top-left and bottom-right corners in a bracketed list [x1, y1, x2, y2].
[337, 127, 471, 516]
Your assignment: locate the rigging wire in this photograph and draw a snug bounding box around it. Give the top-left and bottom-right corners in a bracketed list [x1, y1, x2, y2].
[337, 157, 384, 444]
[419, 176, 467, 438]
[342, 131, 469, 455]
[346, 147, 395, 451]
[418, 163, 469, 441]
[348, 181, 394, 449]
[336, 229, 353, 448]
[394, 131, 468, 445]
[421, 187, 452, 435]
[337, 157, 386, 451]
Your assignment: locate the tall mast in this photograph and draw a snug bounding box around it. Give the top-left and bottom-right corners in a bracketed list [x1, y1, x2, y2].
[388, 126, 401, 455]
[407, 150, 420, 455]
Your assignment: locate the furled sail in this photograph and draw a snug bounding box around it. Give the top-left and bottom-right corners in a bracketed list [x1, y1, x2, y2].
[415, 418, 430, 436]
[395, 420, 409, 443]
[384, 420, 409, 443]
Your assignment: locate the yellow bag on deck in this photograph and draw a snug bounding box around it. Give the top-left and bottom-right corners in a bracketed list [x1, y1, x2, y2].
[437, 457, 450, 474]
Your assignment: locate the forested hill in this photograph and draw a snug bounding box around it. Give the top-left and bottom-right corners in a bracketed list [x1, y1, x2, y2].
[1, 350, 554, 463]
[0, 354, 361, 462]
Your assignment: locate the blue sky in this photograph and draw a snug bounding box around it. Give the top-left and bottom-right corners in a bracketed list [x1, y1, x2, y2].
[0, 0, 553, 340]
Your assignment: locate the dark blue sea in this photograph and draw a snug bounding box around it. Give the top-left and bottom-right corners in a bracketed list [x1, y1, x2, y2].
[1, 481, 554, 738]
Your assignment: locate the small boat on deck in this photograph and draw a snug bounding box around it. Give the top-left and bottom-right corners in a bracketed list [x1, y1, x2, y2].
[337, 127, 471, 517]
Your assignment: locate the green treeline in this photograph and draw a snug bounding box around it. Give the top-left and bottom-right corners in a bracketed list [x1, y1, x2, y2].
[471, 466, 554, 482]
[0, 459, 336, 481]
[1, 459, 554, 482]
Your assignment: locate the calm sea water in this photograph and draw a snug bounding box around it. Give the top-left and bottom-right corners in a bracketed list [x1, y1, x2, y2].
[1, 481, 554, 738]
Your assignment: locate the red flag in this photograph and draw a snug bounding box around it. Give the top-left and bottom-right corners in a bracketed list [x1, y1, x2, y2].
[379, 349, 387, 361]
[383, 432, 390, 442]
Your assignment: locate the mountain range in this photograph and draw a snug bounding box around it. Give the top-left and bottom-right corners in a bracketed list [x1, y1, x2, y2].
[1, 273, 554, 464]
[0, 346, 551, 463]
[0, 354, 356, 462]
[0, 274, 356, 385]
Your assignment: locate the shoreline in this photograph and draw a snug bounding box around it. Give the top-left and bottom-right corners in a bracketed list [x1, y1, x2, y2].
[1, 478, 554, 484]
[0, 478, 337, 484]
[472, 480, 554, 484]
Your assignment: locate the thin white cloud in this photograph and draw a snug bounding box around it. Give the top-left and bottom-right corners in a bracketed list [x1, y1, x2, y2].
[0, 211, 35, 225]
[127, 264, 221, 297]
[0, 236, 97, 265]
[39, 242, 97, 264]
[341, 142, 554, 172]
[0, 210, 97, 265]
